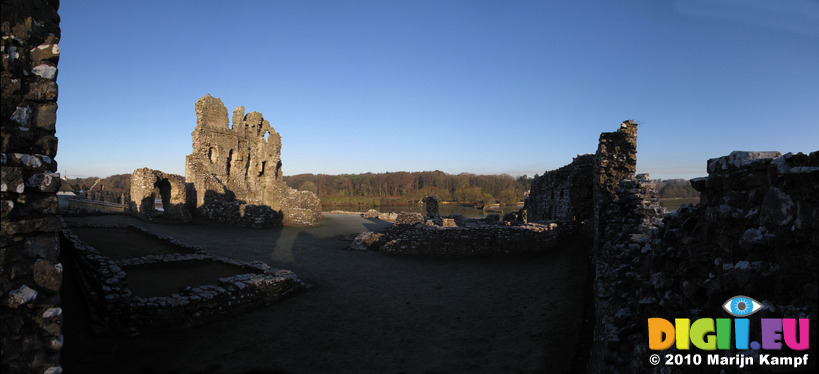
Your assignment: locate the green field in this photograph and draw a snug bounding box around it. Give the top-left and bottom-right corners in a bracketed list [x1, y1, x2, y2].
[659, 197, 700, 212]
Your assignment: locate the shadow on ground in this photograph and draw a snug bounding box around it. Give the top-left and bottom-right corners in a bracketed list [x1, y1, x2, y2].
[61, 214, 590, 373]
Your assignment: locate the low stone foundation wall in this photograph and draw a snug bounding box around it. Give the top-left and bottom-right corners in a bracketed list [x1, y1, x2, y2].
[328, 209, 400, 222]
[65, 197, 127, 213]
[60, 221, 305, 335]
[86, 190, 129, 205]
[379, 222, 563, 257]
[352, 212, 569, 257]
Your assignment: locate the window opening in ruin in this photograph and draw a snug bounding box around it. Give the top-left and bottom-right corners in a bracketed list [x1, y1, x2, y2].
[275, 161, 282, 179]
[260, 161, 266, 177]
[154, 179, 172, 214]
[245, 154, 251, 177]
[208, 147, 217, 164]
[263, 130, 270, 142]
[226, 150, 233, 176]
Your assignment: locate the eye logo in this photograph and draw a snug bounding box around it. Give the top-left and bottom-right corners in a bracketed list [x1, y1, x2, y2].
[722, 295, 764, 317]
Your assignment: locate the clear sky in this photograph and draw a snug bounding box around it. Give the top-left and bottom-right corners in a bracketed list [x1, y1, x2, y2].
[55, 0, 818, 180]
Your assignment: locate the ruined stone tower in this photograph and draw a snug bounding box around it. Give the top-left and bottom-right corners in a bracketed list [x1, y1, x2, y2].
[185, 95, 322, 227]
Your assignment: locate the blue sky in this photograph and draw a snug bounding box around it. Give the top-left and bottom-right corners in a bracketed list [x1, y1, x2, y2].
[55, 0, 818, 180]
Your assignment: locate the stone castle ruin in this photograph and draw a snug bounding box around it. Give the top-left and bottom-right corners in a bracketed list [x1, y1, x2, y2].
[129, 168, 191, 222]
[353, 120, 817, 372]
[185, 95, 321, 227]
[3, 2, 815, 371]
[129, 95, 322, 228]
[520, 121, 817, 373]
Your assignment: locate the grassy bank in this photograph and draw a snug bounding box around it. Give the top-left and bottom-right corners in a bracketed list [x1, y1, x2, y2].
[659, 197, 700, 212]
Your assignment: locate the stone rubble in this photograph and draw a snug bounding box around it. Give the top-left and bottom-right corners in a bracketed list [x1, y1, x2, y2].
[349, 209, 566, 257]
[328, 209, 401, 222]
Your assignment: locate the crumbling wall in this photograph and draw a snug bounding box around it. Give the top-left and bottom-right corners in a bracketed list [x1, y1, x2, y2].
[354, 212, 563, 257]
[129, 167, 191, 222]
[86, 190, 128, 205]
[1, 1, 63, 372]
[525, 153, 595, 223]
[185, 95, 321, 227]
[586, 135, 818, 372]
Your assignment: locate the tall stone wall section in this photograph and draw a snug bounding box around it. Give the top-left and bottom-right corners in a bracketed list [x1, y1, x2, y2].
[586, 121, 648, 372]
[185, 95, 322, 227]
[129, 167, 191, 222]
[525, 153, 595, 223]
[1, 1, 63, 372]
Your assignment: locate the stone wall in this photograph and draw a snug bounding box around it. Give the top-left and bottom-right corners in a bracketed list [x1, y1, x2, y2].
[511, 120, 816, 372]
[86, 190, 128, 206]
[185, 95, 322, 227]
[379, 222, 563, 257]
[1, 1, 63, 373]
[587, 145, 818, 372]
[353, 212, 564, 257]
[129, 167, 191, 222]
[525, 153, 595, 223]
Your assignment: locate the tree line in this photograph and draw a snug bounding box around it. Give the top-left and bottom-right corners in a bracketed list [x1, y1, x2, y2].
[62, 174, 131, 193]
[655, 179, 699, 198]
[62, 172, 698, 206]
[283, 171, 533, 207]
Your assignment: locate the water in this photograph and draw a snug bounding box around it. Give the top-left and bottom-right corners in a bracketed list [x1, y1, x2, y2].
[325, 204, 523, 218]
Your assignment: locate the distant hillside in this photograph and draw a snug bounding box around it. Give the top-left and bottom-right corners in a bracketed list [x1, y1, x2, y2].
[655, 179, 699, 198]
[63, 174, 131, 193]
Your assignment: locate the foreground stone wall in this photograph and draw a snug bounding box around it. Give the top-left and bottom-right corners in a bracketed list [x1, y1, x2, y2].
[1, 1, 63, 372]
[185, 95, 321, 227]
[587, 148, 818, 372]
[525, 153, 595, 223]
[129, 167, 191, 222]
[519, 120, 816, 372]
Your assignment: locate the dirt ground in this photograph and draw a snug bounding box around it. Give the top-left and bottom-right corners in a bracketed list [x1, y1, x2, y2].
[60, 213, 591, 374]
